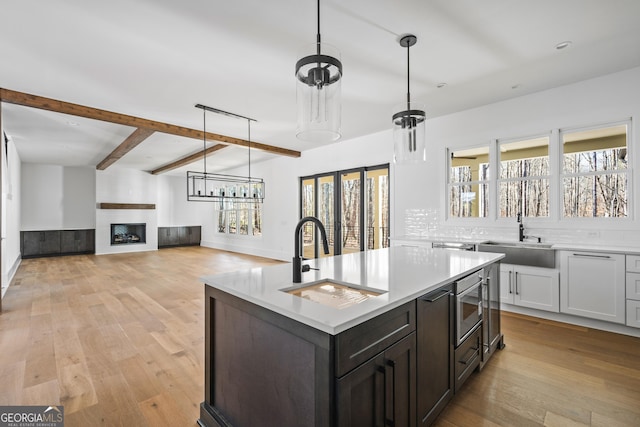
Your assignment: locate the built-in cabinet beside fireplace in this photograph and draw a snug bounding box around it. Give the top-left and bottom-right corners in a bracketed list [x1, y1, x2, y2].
[21, 229, 96, 258]
[158, 226, 201, 248]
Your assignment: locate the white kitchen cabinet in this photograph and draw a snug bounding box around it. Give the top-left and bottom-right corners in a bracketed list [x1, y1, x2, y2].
[627, 273, 640, 301]
[560, 251, 625, 324]
[626, 255, 640, 328]
[627, 300, 640, 328]
[500, 264, 560, 312]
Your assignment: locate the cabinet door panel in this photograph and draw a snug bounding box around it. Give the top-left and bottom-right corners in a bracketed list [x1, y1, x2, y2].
[515, 267, 559, 312]
[627, 255, 640, 273]
[417, 287, 451, 426]
[499, 265, 514, 304]
[627, 300, 640, 328]
[336, 354, 385, 427]
[385, 333, 416, 427]
[560, 251, 625, 324]
[626, 273, 640, 301]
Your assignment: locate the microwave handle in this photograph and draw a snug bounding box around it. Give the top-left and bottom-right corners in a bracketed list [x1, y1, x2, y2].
[457, 281, 482, 299]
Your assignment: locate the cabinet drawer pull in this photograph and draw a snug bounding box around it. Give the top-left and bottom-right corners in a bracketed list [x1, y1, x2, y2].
[459, 347, 478, 365]
[422, 290, 449, 302]
[573, 253, 611, 259]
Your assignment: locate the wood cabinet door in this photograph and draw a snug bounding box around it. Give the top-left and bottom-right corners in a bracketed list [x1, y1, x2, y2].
[385, 333, 416, 427]
[560, 251, 625, 324]
[417, 287, 452, 426]
[336, 353, 385, 427]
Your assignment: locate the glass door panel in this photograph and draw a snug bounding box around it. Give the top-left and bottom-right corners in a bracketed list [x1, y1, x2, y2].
[365, 167, 389, 250]
[317, 174, 336, 257]
[301, 178, 316, 259]
[341, 171, 363, 255]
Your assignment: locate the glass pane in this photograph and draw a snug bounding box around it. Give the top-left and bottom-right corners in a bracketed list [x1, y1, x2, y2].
[341, 171, 361, 255]
[252, 205, 262, 236]
[563, 174, 627, 218]
[499, 179, 549, 218]
[450, 183, 488, 218]
[450, 147, 490, 183]
[499, 136, 549, 178]
[228, 211, 237, 234]
[217, 211, 226, 233]
[562, 124, 627, 173]
[301, 178, 316, 259]
[317, 175, 335, 257]
[239, 209, 248, 235]
[365, 168, 389, 250]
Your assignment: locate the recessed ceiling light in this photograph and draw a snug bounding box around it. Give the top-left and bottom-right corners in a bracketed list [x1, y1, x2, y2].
[66, 121, 79, 126]
[436, 82, 447, 89]
[555, 41, 572, 50]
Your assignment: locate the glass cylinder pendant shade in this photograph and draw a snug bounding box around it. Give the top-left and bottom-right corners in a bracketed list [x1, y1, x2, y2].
[393, 102, 426, 164]
[296, 43, 342, 142]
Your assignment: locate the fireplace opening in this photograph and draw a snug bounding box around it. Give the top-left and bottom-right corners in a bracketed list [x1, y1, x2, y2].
[111, 223, 146, 245]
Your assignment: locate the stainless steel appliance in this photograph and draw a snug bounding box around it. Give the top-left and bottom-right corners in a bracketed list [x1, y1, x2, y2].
[454, 269, 483, 346]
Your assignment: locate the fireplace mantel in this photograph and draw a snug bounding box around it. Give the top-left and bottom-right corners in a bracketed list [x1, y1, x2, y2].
[99, 203, 156, 210]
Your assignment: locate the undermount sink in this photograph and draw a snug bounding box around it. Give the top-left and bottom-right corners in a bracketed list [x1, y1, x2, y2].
[282, 279, 386, 309]
[478, 241, 556, 268]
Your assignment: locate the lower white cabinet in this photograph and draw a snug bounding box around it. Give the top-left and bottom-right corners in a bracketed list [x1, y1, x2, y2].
[627, 300, 640, 328]
[500, 264, 560, 312]
[560, 251, 626, 324]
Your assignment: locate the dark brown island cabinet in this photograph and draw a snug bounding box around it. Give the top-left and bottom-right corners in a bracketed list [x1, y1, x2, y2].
[199, 268, 502, 427]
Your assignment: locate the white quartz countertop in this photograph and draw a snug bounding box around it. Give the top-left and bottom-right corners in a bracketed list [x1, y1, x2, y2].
[201, 246, 503, 335]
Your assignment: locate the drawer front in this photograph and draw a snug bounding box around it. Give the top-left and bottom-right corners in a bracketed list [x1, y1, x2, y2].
[627, 273, 640, 301]
[336, 301, 416, 377]
[627, 300, 640, 328]
[454, 325, 481, 393]
[627, 255, 640, 273]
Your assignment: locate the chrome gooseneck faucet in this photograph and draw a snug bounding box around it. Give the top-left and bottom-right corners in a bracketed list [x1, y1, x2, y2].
[293, 216, 330, 283]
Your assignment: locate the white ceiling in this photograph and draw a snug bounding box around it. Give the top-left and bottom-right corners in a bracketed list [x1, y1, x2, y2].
[2, 0, 640, 176]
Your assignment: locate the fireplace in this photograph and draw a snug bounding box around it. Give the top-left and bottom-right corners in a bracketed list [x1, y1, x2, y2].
[111, 223, 146, 245]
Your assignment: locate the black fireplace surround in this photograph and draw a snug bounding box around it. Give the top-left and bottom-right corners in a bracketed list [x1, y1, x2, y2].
[111, 223, 146, 245]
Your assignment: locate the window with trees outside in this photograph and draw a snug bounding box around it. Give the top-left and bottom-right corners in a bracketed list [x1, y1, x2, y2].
[300, 165, 389, 259]
[498, 135, 550, 218]
[216, 198, 263, 236]
[449, 146, 490, 218]
[561, 122, 629, 218]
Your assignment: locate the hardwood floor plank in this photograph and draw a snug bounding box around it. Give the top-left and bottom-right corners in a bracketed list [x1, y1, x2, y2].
[2, 247, 639, 426]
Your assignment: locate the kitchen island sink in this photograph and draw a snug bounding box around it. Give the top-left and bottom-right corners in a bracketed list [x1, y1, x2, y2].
[478, 241, 556, 268]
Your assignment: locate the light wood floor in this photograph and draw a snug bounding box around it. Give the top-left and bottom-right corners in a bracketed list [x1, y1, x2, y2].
[1, 247, 639, 426]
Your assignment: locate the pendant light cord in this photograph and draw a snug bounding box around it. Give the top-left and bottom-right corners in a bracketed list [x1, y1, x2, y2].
[316, 0, 321, 55]
[203, 108, 207, 174]
[247, 119, 251, 180]
[406, 41, 411, 109]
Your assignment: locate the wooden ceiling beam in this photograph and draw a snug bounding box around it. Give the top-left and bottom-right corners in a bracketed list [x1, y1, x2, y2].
[150, 144, 227, 175]
[0, 88, 301, 158]
[96, 127, 155, 170]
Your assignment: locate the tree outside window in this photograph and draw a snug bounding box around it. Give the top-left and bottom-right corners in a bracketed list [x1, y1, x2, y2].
[561, 123, 628, 218]
[449, 146, 490, 218]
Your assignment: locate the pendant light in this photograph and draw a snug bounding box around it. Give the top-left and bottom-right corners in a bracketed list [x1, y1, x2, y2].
[393, 34, 426, 164]
[187, 104, 265, 208]
[295, 0, 342, 142]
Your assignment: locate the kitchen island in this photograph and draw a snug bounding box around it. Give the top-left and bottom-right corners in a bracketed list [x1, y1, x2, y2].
[199, 246, 503, 427]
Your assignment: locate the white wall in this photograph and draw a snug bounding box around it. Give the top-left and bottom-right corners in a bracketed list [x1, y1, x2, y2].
[2, 126, 22, 296]
[21, 164, 95, 230]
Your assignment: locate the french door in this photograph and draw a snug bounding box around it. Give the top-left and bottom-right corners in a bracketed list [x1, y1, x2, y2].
[300, 164, 389, 258]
